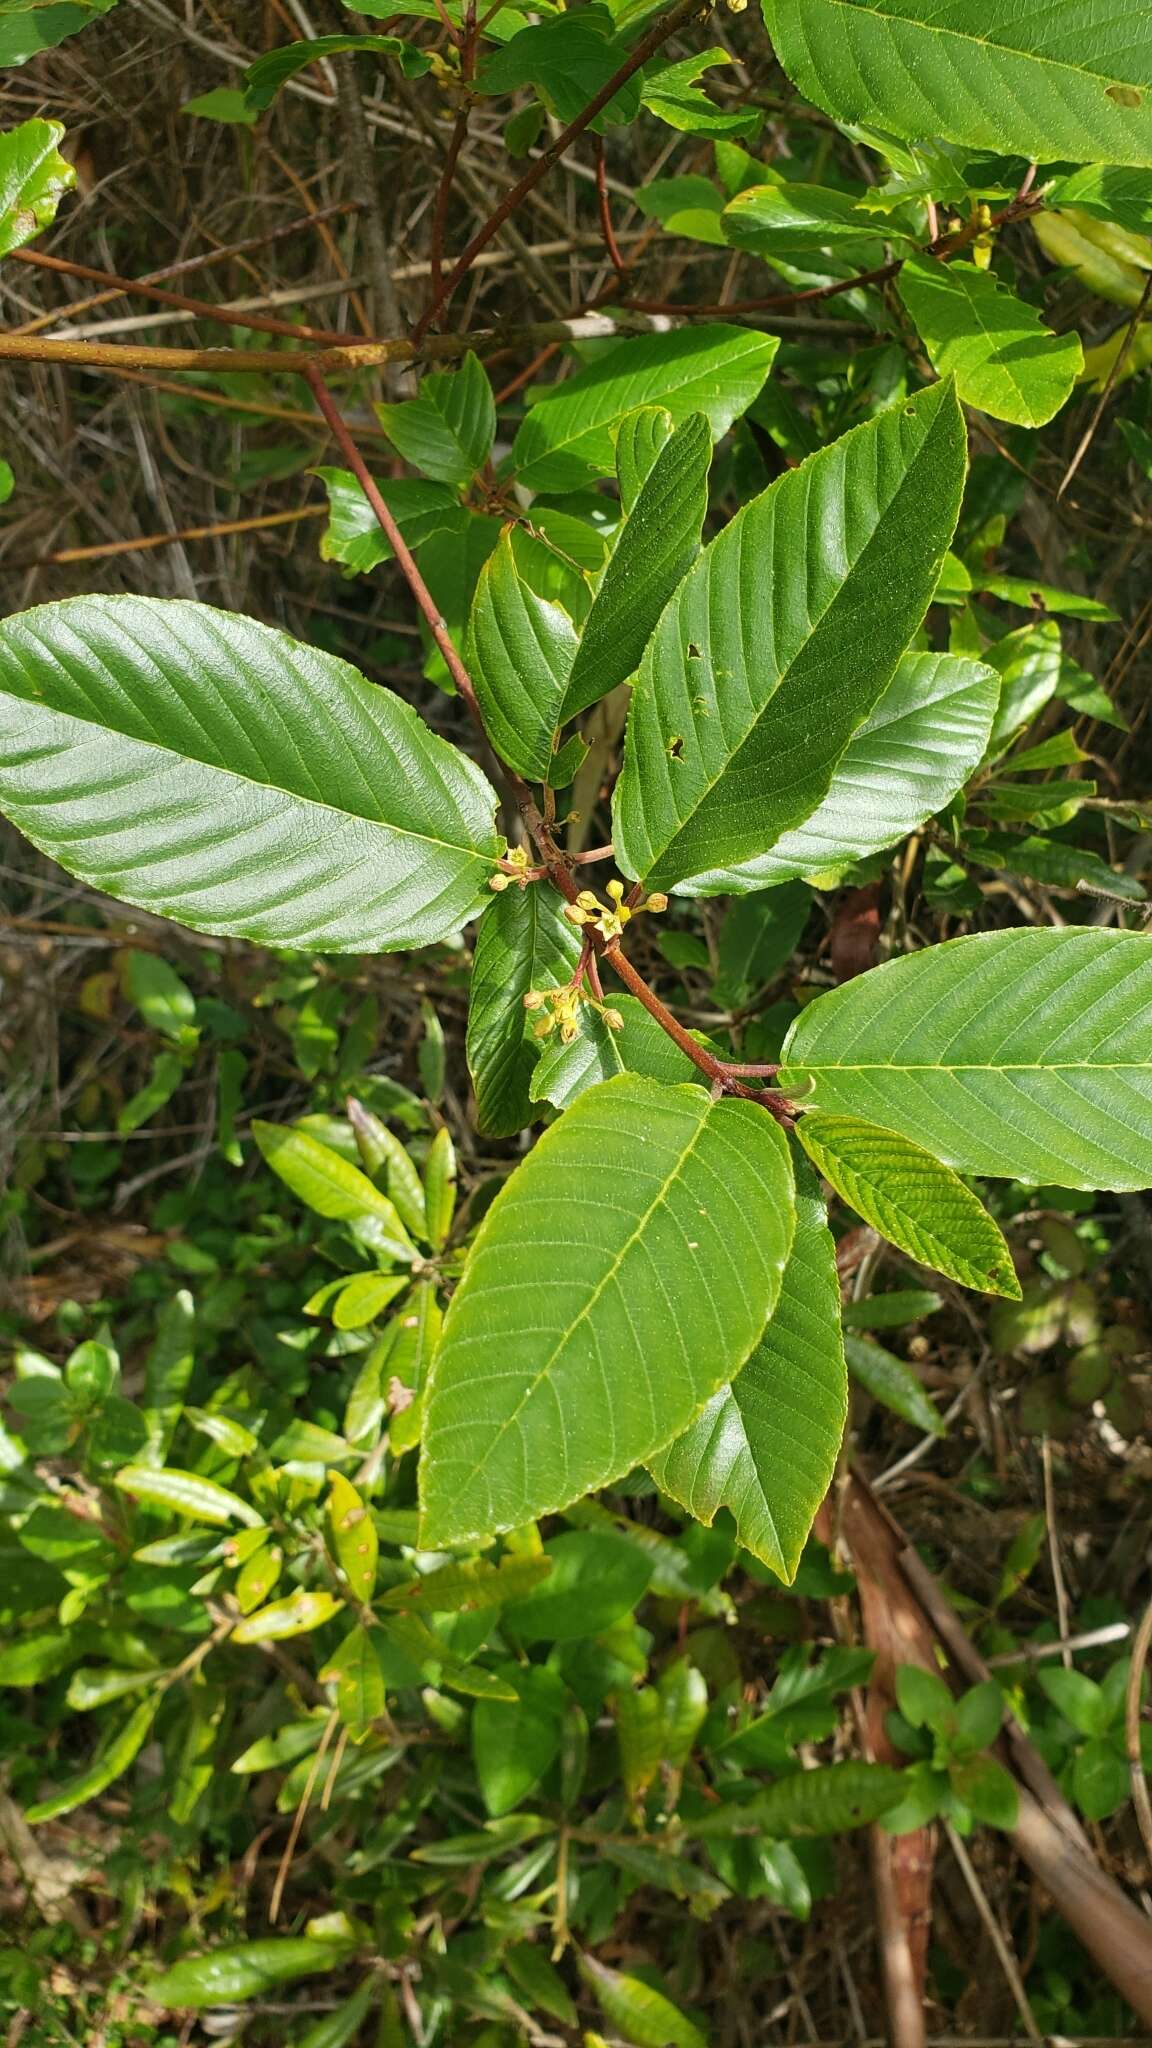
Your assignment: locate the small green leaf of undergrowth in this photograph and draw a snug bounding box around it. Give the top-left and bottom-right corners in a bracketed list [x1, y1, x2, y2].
[0, 597, 502, 953]
[897, 257, 1082, 427]
[778, 928, 1152, 1191]
[649, 1158, 846, 1580]
[797, 1112, 1021, 1298]
[613, 380, 966, 891]
[375, 350, 495, 485]
[149, 1939, 353, 2009]
[0, 118, 75, 256]
[844, 1334, 945, 1436]
[419, 1075, 795, 1545]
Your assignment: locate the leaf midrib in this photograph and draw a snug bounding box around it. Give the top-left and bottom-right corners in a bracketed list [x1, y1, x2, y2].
[6, 674, 494, 870]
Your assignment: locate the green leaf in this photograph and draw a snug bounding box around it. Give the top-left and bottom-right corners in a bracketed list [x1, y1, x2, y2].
[122, 949, 198, 1044]
[897, 258, 1082, 427]
[0, 119, 74, 256]
[579, 1955, 706, 2048]
[475, 8, 639, 129]
[778, 928, 1152, 1192]
[727, 1760, 905, 1835]
[714, 883, 810, 1005]
[973, 831, 1146, 904]
[508, 324, 778, 494]
[114, 1465, 266, 1528]
[472, 1663, 568, 1815]
[347, 1099, 428, 1237]
[253, 1123, 416, 1258]
[466, 884, 581, 1137]
[1037, 1666, 1110, 1737]
[843, 1288, 942, 1329]
[331, 1272, 408, 1330]
[376, 1553, 552, 1612]
[896, 1664, 954, 1729]
[635, 176, 727, 246]
[613, 380, 966, 891]
[952, 1678, 1005, 1754]
[649, 1160, 846, 1581]
[502, 1530, 653, 1641]
[181, 87, 258, 124]
[528, 993, 701, 1112]
[682, 652, 998, 894]
[0, 0, 118, 70]
[375, 352, 495, 485]
[0, 1631, 74, 1686]
[319, 1624, 386, 1740]
[117, 1050, 186, 1135]
[844, 1333, 945, 1435]
[468, 531, 581, 781]
[504, 1946, 578, 2027]
[25, 1698, 158, 1825]
[232, 1590, 345, 1643]
[420, 1075, 795, 1545]
[1071, 1737, 1130, 1820]
[952, 1754, 1019, 1828]
[148, 1940, 350, 2009]
[1049, 165, 1152, 235]
[615, 1685, 666, 1802]
[641, 48, 760, 138]
[142, 1290, 194, 1465]
[762, 0, 1152, 168]
[562, 410, 712, 718]
[328, 1472, 378, 1602]
[798, 1112, 1020, 1298]
[0, 597, 501, 953]
[722, 178, 903, 257]
[243, 34, 427, 111]
[314, 469, 461, 576]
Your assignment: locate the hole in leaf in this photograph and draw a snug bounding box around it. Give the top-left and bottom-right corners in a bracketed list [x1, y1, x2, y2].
[687, 642, 701, 659]
[668, 735, 685, 761]
[1107, 83, 1141, 107]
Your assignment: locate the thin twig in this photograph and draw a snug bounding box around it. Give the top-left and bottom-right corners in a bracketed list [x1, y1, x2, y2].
[943, 1822, 1043, 2046]
[1059, 272, 1152, 500]
[1125, 1594, 1152, 1870]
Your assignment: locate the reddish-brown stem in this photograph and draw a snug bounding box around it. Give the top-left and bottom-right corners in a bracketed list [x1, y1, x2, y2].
[410, 0, 705, 341]
[427, 0, 477, 310]
[595, 139, 626, 276]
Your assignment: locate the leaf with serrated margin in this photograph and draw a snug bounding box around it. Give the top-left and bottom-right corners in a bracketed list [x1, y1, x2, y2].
[614, 381, 966, 892]
[315, 469, 461, 577]
[466, 884, 581, 1137]
[778, 929, 1152, 1192]
[0, 597, 501, 953]
[763, 0, 1152, 169]
[1049, 166, 1152, 235]
[508, 325, 778, 495]
[529, 993, 700, 1111]
[797, 1112, 1020, 1297]
[681, 653, 996, 895]
[375, 350, 495, 485]
[649, 1158, 845, 1580]
[562, 411, 712, 719]
[468, 531, 581, 782]
[0, 119, 74, 256]
[419, 1075, 795, 1545]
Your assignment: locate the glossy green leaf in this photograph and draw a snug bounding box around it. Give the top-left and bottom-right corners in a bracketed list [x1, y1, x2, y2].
[117, 1050, 186, 1136]
[579, 1955, 706, 2048]
[763, 0, 1152, 167]
[148, 1940, 350, 2009]
[466, 884, 581, 1137]
[347, 1099, 428, 1238]
[25, 1698, 157, 1824]
[377, 1552, 552, 1612]
[779, 928, 1152, 1191]
[640, 48, 760, 138]
[798, 1112, 1020, 1298]
[114, 1465, 265, 1529]
[232, 1590, 344, 1643]
[712, 1760, 904, 1835]
[0, 0, 118, 69]
[331, 1272, 408, 1330]
[898, 257, 1082, 427]
[328, 1472, 378, 1601]
[502, 1530, 653, 1641]
[649, 1161, 845, 1580]
[508, 324, 778, 494]
[253, 1123, 416, 1257]
[122, 949, 198, 1044]
[614, 404, 673, 508]
[528, 992, 700, 1111]
[714, 883, 810, 1005]
[472, 1663, 568, 1815]
[0, 598, 501, 953]
[1049, 165, 1152, 235]
[613, 381, 966, 891]
[562, 411, 712, 718]
[635, 176, 727, 246]
[243, 34, 428, 111]
[375, 351, 495, 485]
[504, 1946, 578, 2026]
[468, 532, 581, 782]
[315, 469, 461, 576]
[420, 1075, 795, 1545]
[0, 118, 74, 256]
[722, 178, 903, 257]
[475, 6, 639, 129]
[675, 652, 997, 894]
[142, 1290, 195, 1465]
[844, 1333, 945, 1435]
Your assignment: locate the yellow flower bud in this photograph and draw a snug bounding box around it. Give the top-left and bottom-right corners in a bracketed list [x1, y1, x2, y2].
[576, 889, 600, 911]
[606, 878, 626, 903]
[523, 989, 545, 1011]
[532, 1012, 556, 1039]
[563, 903, 590, 925]
[489, 871, 510, 892]
[603, 1008, 624, 1031]
[645, 891, 668, 914]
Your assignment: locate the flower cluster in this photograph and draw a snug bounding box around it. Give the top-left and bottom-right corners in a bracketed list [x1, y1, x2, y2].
[523, 984, 624, 1045]
[562, 879, 668, 941]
